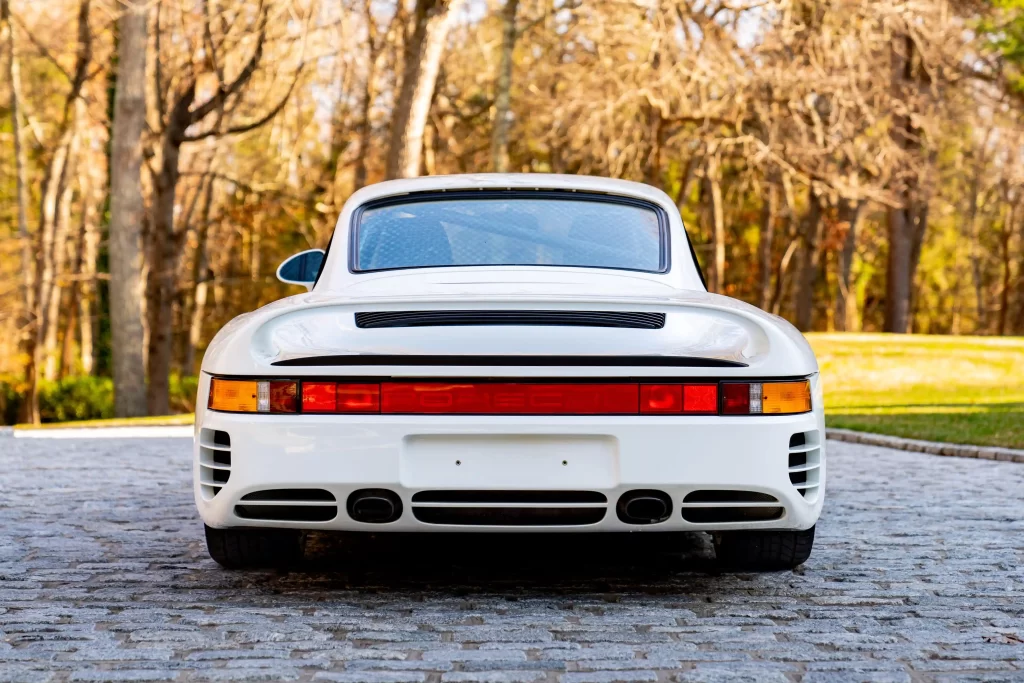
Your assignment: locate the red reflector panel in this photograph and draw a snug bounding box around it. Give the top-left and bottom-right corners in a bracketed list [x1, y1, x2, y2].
[640, 385, 683, 414]
[381, 383, 640, 415]
[721, 383, 750, 414]
[683, 384, 718, 414]
[302, 382, 337, 413]
[336, 384, 380, 413]
[269, 381, 298, 413]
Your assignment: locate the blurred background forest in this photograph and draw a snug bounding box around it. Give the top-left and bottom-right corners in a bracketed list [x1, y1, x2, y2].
[1, 0, 1024, 425]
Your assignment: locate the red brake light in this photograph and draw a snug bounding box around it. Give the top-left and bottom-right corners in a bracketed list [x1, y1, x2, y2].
[381, 382, 639, 415]
[682, 384, 718, 414]
[302, 382, 337, 413]
[640, 385, 683, 414]
[302, 382, 380, 413]
[336, 384, 381, 413]
[721, 383, 750, 414]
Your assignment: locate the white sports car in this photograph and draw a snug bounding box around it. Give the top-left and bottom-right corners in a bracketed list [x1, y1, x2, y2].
[194, 174, 825, 570]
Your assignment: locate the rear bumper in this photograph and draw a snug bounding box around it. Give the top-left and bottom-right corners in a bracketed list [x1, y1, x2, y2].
[194, 405, 826, 533]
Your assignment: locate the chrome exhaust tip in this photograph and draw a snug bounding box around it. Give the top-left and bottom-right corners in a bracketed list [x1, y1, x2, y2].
[616, 490, 672, 525]
[347, 489, 403, 524]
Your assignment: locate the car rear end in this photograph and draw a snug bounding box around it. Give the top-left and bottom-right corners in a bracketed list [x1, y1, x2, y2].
[195, 177, 824, 569]
[194, 301, 825, 538]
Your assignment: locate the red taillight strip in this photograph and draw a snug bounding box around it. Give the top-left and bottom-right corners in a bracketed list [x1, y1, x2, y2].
[382, 382, 639, 415]
[207, 379, 810, 415]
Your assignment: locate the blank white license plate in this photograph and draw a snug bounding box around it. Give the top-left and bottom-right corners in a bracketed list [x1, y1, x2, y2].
[400, 435, 620, 489]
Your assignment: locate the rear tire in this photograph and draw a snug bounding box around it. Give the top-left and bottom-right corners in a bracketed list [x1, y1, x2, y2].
[204, 525, 304, 569]
[715, 525, 815, 571]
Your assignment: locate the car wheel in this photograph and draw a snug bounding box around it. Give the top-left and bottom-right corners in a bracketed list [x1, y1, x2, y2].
[714, 525, 815, 571]
[204, 525, 304, 569]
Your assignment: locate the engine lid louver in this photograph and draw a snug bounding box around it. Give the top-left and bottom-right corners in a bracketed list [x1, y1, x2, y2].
[354, 310, 666, 330]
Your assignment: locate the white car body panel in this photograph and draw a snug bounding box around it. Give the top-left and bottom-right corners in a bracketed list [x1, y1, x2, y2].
[195, 174, 825, 533]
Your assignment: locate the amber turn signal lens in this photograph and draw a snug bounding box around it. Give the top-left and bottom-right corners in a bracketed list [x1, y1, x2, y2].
[761, 380, 812, 414]
[208, 379, 259, 412]
[208, 378, 298, 413]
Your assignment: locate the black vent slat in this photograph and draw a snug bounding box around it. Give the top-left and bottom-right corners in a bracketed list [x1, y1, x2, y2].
[234, 505, 337, 522]
[355, 310, 666, 330]
[681, 507, 784, 524]
[413, 507, 606, 526]
[411, 490, 607, 504]
[683, 490, 779, 504]
[241, 489, 336, 502]
[274, 354, 745, 368]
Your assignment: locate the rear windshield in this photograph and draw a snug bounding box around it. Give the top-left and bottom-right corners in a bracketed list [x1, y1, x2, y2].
[352, 193, 666, 273]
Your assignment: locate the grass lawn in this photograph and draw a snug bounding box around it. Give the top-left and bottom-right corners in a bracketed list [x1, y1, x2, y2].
[808, 333, 1024, 449]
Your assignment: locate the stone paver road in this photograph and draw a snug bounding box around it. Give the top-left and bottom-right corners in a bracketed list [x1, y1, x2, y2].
[1, 435, 1023, 683]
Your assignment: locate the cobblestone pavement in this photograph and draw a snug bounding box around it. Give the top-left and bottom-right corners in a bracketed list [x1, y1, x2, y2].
[1, 436, 1022, 683]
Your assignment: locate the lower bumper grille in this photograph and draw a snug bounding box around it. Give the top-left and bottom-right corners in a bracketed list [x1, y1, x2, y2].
[411, 490, 607, 504]
[234, 488, 338, 522]
[411, 490, 607, 526]
[412, 507, 606, 526]
[235, 504, 337, 522]
[679, 490, 784, 524]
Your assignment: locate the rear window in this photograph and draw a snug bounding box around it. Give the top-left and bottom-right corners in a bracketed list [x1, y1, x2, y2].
[352, 193, 667, 273]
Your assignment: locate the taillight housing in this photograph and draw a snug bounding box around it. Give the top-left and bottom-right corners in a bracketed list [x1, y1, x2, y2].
[721, 380, 811, 415]
[208, 378, 298, 413]
[206, 378, 811, 415]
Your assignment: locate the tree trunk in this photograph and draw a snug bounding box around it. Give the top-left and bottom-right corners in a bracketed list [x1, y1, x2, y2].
[385, 0, 465, 179]
[704, 152, 725, 293]
[998, 204, 1014, 336]
[491, 0, 518, 173]
[794, 191, 823, 332]
[2, 0, 37, 422]
[834, 200, 866, 332]
[61, 196, 91, 378]
[183, 175, 214, 374]
[758, 180, 778, 310]
[146, 137, 183, 416]
[1014, 217, 1024, 335]
[108, 0, 149, 417]
[885, 202, 926, 333]
[353, 69, 375, 190]
[78, 171, 100, 376]
[965, 141, 989, 333]
[885, 34, 929, 334]
[43, 138, 79, 381]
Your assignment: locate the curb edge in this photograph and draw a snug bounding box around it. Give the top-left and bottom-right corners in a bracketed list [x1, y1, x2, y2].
[826, 428, 1024, 463]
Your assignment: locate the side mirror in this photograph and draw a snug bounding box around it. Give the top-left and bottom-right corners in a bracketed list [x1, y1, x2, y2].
[276, 249, 325, 290]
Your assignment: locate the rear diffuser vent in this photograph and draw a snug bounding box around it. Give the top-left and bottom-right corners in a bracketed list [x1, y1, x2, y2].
[234, 488, 337, 523]
[355, 310, 666, 330]
[198, 429, 231, 500]
[680, 490, 784, 524]
[789, 431, 822, 502]
[411, 490, 607, 527]
[413, 507, 606, 526]
[411, 490, 607, 504]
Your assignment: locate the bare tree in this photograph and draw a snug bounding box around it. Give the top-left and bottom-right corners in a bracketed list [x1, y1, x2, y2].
[145, 0, 305, 414]
[491, 0, 518, 173]
[1, 0, 34, 420]
[835, 200, 866, 332]
[108, 0, 150, 417]
[385, 0, 466, 179]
